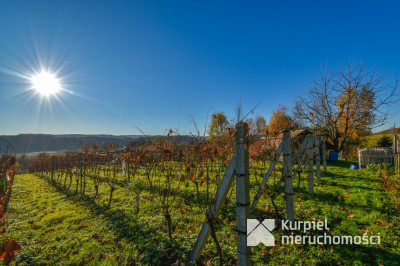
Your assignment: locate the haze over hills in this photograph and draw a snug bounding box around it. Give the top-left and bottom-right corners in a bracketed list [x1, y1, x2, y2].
[0, 126, 396, 155]
[0, 134, 201, 154]
[0, 134, 144, 154]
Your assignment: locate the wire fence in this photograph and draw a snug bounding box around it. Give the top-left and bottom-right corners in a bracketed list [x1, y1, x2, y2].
[29, 124, 327, 264]
[395, 154, 400, 178]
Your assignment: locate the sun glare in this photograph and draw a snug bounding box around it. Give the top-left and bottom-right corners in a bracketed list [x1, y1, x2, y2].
[31, 71, 61, 96]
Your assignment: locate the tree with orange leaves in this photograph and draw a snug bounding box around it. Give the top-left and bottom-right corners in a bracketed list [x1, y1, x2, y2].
[208, 112, 229, 141]
[267, 106, 295, 134]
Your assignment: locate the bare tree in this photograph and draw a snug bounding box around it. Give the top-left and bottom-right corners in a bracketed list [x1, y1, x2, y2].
[293, 61, 398, 152]
[245, 118, 257, 135]
[255, 115, 267, 133]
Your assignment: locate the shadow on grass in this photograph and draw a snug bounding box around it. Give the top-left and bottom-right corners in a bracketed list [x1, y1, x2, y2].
[335, 244, 400, 265]
[37, 174, 190, 264]
[296, 189, 391, 217]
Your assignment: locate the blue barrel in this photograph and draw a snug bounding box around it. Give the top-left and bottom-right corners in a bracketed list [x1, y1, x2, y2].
[329, 151, 338, 162]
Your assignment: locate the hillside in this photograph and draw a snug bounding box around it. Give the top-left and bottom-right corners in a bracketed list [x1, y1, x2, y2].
[0, 134, 141, 154]
[360, 127, 399, 148]
[1, 134, 202, 154]
[373, 127, 400, 136]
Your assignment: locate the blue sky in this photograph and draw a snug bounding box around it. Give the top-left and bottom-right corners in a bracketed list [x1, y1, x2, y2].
[0, 0, 399, 135]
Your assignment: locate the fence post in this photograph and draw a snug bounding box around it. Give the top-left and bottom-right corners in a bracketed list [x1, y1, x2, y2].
[83, 158, 86, 194]
[397, 155, 400, 178]
[307, 134, 314, 195]
[251, 142, 283, 210]
[283, 130, 294, 221]
[80, 154, 83, 194]
[393, 125, 397, 156]
[189, 155, 236, 261]
[122, 160, 126, 181]
[51, 156, 54, 181]
[235, 124, 251, 265]
[315, 136, 321, 181]
[322, 136, 327, 172]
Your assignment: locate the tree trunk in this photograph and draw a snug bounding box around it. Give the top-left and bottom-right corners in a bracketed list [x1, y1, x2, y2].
[333, 138, 339, 152]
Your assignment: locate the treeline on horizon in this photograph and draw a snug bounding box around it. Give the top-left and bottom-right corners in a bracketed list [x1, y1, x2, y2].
[0, 134, 140, 154]
[0, 134, 202, 155]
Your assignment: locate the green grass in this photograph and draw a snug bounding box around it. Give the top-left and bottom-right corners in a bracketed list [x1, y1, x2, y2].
[251, 161, 400, 265]
[359, 128, 399, 147]
[2, 161, 400, 265]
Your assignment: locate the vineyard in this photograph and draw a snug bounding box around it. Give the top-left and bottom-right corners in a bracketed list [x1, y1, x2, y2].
[0, 140, 20, 264]
[2, 124, 400, 265]
[25, 124, 323, 263]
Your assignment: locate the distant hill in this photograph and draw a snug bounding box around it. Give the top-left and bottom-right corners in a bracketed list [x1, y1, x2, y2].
[0, 134, 202, 154]
[373, 127, 400, 136]
[360, 127, 399, 148]
[0, 134, 142, 154]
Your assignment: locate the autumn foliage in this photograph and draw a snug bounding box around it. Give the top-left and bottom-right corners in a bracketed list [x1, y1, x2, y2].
[0, 152, 19, 265]
[267, 106, 294, 134]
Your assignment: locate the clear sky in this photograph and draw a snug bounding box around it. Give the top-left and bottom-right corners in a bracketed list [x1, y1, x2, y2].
[1, 0, 399, 135]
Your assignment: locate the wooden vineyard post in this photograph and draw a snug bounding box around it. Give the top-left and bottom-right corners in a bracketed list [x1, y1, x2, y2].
[51, 156, 54, 181]
[393, 125, 397, 156]
[190, 123, 253, 264]
[322, 136, 327, 172]
[307, 134, 314, 195]
[397, 155, 400, 178]
[83, 158, 86, 194]
[291, 138, 308, 185]
[235, 124, 251, 265]
[315, 136, 321, 181]
[189, 155, 236, 262]
[251, 142, 283, 210]
[122, 160, 126, 181]
[283, 130, 294, 222]
[80, 154, 83, 194]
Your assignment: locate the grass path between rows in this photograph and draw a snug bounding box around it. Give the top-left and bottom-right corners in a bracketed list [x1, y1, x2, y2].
[249, 161, 400, 265]
[1, 161, 400, 265]
[2, 173, 143, 265]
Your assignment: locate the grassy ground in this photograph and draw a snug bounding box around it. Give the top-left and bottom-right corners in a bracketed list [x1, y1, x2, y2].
[2, 161, 400, 265]
[358, 128, 399, 147]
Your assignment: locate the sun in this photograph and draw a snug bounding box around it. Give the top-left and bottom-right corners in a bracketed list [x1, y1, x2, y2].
[31, 71, 61, 96]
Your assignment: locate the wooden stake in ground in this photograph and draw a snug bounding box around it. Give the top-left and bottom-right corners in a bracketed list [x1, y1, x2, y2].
[322, 136, 327, 172]
[307, 134, 314, 195]
[189, 156, 236, 262]
[315, 136, 321, 181]
[51, 156, 54, 181]
[251, 142, 283, 210]
[235, 124, 251, 265]
[283, 130, 294, 221]
[80, 154, 83, 194]
[122, 160, 126, 181]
